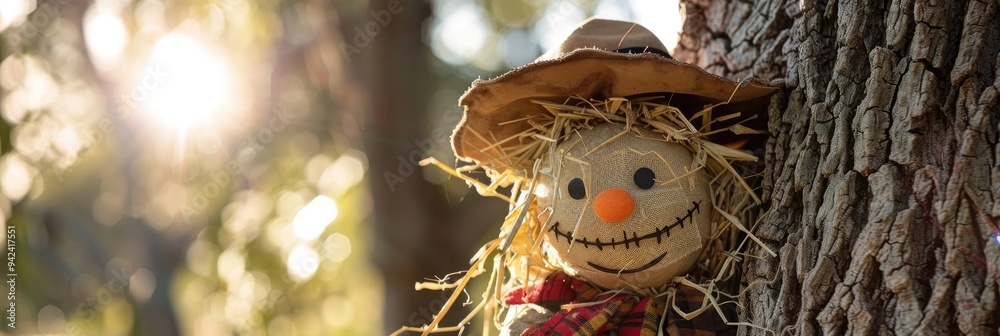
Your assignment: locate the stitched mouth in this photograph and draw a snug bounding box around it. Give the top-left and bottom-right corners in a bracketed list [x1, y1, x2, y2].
[587, 251, 668, 274]
[547, 201, 701, 250]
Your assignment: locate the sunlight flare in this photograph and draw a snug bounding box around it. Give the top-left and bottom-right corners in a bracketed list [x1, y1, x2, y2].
[83, 6, 128, 72]
[141, 33, 234, 129]
[287, 245, 320, 281]
[292, 195, 339, 241]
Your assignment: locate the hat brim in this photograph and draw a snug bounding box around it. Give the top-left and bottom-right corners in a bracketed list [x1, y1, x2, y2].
[453, 48, 780, 171]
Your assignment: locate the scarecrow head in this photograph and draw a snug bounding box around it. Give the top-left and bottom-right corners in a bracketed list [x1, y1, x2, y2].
[533, 122, 715, 290]
[450, 18, 777, 292]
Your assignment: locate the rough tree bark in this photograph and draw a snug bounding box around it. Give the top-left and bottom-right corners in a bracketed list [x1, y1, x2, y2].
[676, 0, 1000, 335]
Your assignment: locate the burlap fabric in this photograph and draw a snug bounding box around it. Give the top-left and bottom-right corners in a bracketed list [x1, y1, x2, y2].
[536, 123, 712, 290]
[452, 18, 778, 172]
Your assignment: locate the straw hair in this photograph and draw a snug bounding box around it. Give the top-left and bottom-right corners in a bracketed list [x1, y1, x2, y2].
[392, 95, 777, 336]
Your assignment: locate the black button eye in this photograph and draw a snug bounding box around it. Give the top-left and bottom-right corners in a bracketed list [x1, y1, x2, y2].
[634, 167, 655, 189]
[567, 178, 586, 199]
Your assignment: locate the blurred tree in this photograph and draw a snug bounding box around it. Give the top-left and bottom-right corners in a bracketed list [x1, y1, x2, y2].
[1, 0, 382, 335]
[676, 0, 1000, 334]
[1, 0, 694, 335]
[350, 0, 509, 332]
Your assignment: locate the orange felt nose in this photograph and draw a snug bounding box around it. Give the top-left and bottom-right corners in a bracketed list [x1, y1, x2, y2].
[593, 188, 635, 223]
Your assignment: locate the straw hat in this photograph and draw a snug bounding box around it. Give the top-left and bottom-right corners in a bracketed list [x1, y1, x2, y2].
[451, 18, 779, 171]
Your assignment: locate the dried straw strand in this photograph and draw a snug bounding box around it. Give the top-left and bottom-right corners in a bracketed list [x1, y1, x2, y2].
[401, 93, 775, 334]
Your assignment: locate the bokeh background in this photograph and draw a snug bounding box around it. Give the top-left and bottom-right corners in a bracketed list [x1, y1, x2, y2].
[0, 0, 679, 334]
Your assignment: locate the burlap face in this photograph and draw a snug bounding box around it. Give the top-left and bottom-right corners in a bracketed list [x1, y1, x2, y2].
[536, 123, 712, 290]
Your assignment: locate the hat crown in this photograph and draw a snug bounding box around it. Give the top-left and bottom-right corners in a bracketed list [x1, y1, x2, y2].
[451, 17, 779, 171]
[540, 18, 667, 60]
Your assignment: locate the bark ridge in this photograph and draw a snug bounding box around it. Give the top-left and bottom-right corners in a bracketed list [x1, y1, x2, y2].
[676, 0, 1000, 334]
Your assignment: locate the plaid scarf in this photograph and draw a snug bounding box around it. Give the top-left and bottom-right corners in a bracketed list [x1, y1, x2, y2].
[503, 272, 737, 336]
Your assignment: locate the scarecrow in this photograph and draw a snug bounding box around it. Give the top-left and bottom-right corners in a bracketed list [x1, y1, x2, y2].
[395, 18, 779, 336]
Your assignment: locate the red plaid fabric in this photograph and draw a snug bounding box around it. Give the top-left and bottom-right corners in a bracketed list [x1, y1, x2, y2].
[503, 272, 736, 336]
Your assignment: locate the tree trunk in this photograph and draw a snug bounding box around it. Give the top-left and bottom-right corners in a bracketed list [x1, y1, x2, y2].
[676, 0, 1000, 334]
[356, 1, 510, 333]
